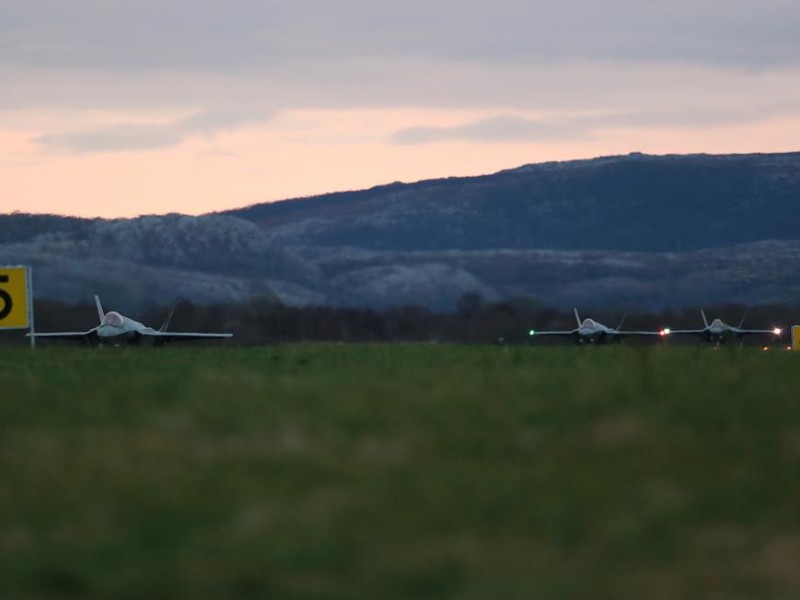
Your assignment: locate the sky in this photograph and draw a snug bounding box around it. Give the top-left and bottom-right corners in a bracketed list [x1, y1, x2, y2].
[2, 0, 800, 218]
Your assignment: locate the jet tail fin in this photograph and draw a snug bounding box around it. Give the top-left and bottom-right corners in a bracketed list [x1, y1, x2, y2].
[738, 310, 748, 329]
[701, 310, 709, 328]
[616, 313, 627, 331]
[94, 295, 104, 323]
[159, 307, 176, 332]
[574, 308, 581, 327]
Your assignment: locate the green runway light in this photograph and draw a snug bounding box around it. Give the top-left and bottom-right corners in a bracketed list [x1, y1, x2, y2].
[529, 329, 536, 336]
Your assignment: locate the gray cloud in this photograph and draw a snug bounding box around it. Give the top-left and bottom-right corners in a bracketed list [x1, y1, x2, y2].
[35, 108, 274, 153]
[392, 115, 591, 145]
[6, 58, 800, 117]
[391, 106, 800, 145]
[2, 1, 800, 72]
[4, 1, 800, 145]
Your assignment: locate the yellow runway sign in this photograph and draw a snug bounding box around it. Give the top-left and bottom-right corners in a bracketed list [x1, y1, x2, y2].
[0, 266, 31, 330]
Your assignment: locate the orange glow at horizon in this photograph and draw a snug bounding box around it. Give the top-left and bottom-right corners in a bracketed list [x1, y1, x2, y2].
[3, 109, 800, 219]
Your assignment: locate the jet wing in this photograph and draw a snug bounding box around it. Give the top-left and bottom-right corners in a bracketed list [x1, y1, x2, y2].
[139, 331, 233, 342]
[528, 330, 577, 336]
[729, 327, 782, 337]
[664, 329, 705, 335]
[28, 328, 99, 343]
[614, 330, 665, 336]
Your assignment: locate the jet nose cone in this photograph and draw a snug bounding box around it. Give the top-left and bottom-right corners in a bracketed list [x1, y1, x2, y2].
[97, 325, 118, 338]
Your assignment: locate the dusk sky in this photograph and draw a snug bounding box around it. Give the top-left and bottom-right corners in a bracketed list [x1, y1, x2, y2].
[3, 0, 800, 218]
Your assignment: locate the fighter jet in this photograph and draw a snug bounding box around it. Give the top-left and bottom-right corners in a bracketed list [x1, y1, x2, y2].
[30, 296, 233, 346]
[664, 310, 782, 346]
[528, 308, 663, 345]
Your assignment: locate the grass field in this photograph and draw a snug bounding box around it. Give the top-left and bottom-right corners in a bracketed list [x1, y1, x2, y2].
[1, 344, 800, 599]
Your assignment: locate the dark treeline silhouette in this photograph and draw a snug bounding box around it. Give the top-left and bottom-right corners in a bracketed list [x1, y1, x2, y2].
[2, 293, 798, 347]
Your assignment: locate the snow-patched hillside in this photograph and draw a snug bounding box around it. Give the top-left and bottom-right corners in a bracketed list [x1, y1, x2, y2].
[5, 151, 800, 311]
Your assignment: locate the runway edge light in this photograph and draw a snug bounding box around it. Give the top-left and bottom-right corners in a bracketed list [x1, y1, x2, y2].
[0, 266, 34, 348]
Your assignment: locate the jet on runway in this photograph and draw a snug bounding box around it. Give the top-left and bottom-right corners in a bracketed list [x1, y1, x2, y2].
[529, 309, 663, 345]
[30, 296, 233, 346]
[665, 310, 781, 346]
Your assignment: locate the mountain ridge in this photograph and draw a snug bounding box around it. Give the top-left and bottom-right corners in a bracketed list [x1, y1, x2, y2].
[225, 151, 800, 253]
[4, 151, 800, 311]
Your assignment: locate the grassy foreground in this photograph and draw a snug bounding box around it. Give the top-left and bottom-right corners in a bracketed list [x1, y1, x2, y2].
[1, 344, 800, 599]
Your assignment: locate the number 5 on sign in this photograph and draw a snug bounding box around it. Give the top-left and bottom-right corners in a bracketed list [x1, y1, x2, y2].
[0, 266, 31, 330]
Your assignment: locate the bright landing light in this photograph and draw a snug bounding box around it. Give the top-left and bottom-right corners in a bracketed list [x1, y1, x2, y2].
[773, 328, 782, 335]
[660, 328, 671, 336]
[528, 329, 536, 336]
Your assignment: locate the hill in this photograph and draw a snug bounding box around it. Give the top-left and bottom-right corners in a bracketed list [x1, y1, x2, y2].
[3, 152, 800, 310]
[227, 151, 800, 253]
[0, 214, 323, 313]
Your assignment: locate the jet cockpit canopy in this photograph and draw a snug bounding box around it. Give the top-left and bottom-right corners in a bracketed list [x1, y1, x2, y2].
[101, 311, 124, 327]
